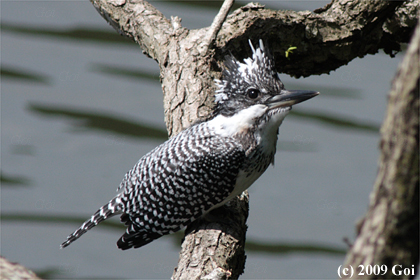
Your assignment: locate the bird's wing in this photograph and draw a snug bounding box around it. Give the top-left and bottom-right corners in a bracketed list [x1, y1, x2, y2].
[116, 122, 245, 249]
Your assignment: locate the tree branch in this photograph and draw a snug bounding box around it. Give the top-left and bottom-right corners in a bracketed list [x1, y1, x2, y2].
[342, 18, 419, 280]
[215, 0, 417, 77]
[88, 0, 418, 136]
[0, 256, 42, 280]
[203, 0, 235, 54]
[90, 0, 187, 62]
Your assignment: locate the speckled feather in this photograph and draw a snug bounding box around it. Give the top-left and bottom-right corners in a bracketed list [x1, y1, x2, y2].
[115, 122, 245, 249]
[61, 40, 294, 250]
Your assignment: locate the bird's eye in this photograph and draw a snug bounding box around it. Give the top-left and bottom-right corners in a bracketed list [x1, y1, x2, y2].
[247, 88, 260, 99]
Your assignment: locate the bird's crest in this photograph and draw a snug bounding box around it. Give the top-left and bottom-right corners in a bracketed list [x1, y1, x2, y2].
[214, 40, 283, 105]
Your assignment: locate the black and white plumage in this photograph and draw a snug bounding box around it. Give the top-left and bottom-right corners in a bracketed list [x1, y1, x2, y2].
[60, 40, 319, 250]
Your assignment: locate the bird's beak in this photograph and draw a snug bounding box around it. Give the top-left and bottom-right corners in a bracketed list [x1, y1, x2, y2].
[266, 90, 319, 109]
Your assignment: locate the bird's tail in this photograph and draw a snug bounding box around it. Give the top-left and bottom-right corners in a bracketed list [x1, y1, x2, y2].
[60, 196, 122, 249]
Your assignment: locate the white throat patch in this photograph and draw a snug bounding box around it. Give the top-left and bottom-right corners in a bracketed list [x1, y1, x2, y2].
[209, 105, 267, 137]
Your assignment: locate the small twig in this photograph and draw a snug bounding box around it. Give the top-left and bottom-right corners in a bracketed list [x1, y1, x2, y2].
[203, 0, 235, 54]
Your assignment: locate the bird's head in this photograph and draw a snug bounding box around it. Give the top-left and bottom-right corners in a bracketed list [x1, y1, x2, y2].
[213, 40, 319, 131]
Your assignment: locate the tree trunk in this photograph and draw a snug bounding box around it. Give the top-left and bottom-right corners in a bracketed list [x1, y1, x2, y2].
[341, 19, 419, 280]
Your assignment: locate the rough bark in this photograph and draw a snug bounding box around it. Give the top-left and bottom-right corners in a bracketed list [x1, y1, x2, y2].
[0, 256, 42, 280]
[341, 19, 420, 280]
[172, 192, 249, 280]
[216, 0, 418, 77]
[90, 0, 417, 136]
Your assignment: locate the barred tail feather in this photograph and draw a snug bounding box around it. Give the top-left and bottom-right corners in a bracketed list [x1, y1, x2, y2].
[60, 197, 122, 249]
[116, 213, 163, 250]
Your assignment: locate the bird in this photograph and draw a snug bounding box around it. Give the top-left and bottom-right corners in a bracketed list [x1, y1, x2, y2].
[60, 40, 319, 250]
